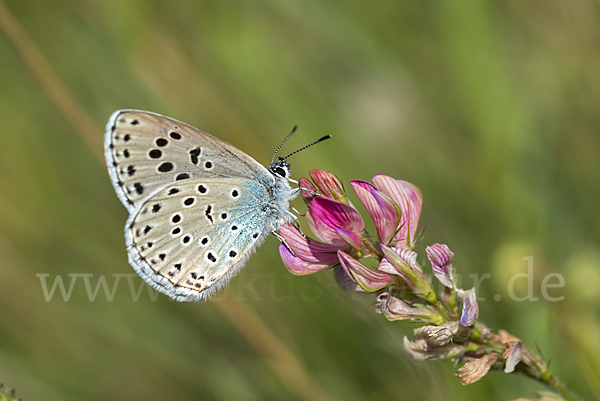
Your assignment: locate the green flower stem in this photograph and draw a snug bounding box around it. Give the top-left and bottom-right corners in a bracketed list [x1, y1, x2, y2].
[517, 351, 584, 401]
[471, 325, 582, 401]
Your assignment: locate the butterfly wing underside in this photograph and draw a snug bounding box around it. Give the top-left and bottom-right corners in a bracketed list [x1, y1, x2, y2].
[105, 110, 278, 301]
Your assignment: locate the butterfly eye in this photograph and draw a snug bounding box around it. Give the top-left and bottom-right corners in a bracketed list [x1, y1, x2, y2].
[274, 167, 287, 177]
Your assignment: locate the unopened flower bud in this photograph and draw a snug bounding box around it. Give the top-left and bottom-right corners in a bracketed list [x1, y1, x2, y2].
[309, 169, 346, 201]
[455, 354, 499, 385]
[457, 287, 479, 327]
[414, 321, 460, 346]
[426, 243, 455, 288]
[376, 291, 437, 323]
[380, 245, 435, 302]
[403, 336, 465, 363]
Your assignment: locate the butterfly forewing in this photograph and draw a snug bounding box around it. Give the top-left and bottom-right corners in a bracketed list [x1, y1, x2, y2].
[105, 110, 271, 212]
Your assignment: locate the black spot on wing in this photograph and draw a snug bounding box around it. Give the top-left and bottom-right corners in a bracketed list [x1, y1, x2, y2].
[158, 162, 173, 172]
[189, 147, 201, 165]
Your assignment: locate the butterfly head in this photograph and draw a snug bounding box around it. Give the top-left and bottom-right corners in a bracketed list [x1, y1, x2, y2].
[269, 126, 331, 181]
[268, 158, 291, 179]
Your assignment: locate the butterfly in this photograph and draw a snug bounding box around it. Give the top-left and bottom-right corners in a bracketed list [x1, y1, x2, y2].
[104, 110, 328, 302]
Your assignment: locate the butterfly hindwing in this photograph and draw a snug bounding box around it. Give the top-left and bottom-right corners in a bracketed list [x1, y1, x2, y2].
[126, 178, 273, 301]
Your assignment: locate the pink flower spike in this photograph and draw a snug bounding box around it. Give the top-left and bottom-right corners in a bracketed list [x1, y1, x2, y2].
[299, 177, 317, 205]
[350, 180, 400, 244]
[426, 243, 455, 288]
[457, 288, 479, 327]
[372, 175, 422, 249]
[338, 250, 395, 292]
[311, 197, 364, 246]
[309, 170, 345, 200]
[278, 223, 340, 264]
[279, 244, 331, 276]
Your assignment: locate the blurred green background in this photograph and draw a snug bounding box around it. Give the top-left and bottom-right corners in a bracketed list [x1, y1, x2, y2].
[0, 0, 599, 400]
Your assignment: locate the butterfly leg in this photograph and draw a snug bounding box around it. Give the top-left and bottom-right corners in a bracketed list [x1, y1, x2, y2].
[291, 187, 322, 197]
[285, 210, 311, 243]
[272, 230, 297, 257]
[291, 205, 306, 217]
[286, 210, 302, 227]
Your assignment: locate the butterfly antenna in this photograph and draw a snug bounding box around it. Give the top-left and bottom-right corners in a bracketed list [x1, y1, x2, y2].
[271, 125, 298, 164]
[280, 135, 332, 160]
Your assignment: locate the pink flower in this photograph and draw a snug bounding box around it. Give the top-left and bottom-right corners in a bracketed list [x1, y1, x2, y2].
[305, 169, 346, 201]
[279, 171, 397, 292]
[278, 223, 340, 276]
[278, 170, 424, 295]
[372, 175, 422, 249]
[338, 250, 395, 292]
[351, 175, 422, 249]
[310, 197, 364, 247]
[350, 180, 400, 245]
[279, 171, 365, 277]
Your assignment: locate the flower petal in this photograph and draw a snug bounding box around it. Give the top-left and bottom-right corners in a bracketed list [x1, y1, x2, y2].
[278, 223, 340, 264]
[299, 177, 317, 205]
[503, 342, 524, 373]
[350, 180, 400, 244]
[372, 175, 422, 249]
[457, 288, 479, 327]
[279, 244, 331, 276]
[309, 170, 345, 200]
[372, 190, 401, 240]
[426, 243, 455, 288]
[311, 197, 364, 245]
[334, 228, 362, 250]
[304, 210, 327, 244]
[338, 250, 395, 292]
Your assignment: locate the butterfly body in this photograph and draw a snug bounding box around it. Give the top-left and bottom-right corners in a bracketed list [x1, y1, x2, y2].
[105, 110, 296, 301]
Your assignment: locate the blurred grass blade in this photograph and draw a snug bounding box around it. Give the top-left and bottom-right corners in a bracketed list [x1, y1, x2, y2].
[0, 0, 102, 160]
